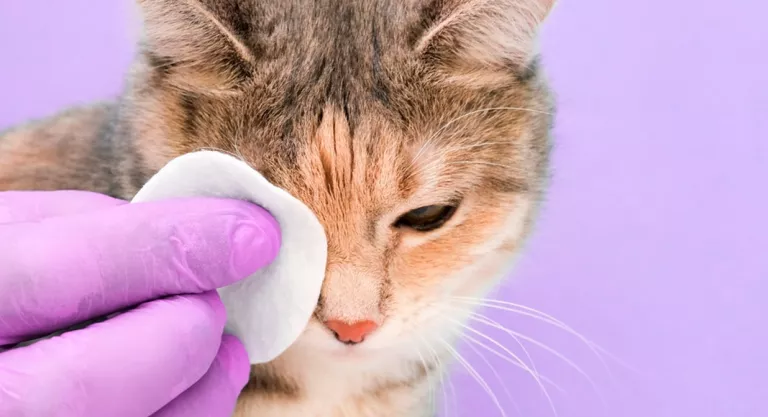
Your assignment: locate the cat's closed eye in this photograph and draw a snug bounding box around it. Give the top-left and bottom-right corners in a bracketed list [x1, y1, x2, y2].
[394, 204, 458, 232]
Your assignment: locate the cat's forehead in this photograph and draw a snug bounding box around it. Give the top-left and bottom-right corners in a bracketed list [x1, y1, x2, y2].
[257, 100, 529, 218]
[214, 0, 428, 45]
[146, 0, 553, 203]
[234, 3, 434, 134]
[266, 105, 415, 206]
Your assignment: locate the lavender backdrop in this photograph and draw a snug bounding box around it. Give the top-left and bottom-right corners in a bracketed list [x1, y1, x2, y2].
[1, 1, 766, 416]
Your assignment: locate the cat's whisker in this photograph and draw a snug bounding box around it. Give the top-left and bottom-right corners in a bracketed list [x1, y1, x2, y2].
[451, 296, 623, 379]
[433, 344, 459, 417]
[465, 310, 609, 411]
[404, 151, 448, 184]
[437, 336, 509, 417]
[460, 309, 543, 391]
[431, 107, 552, 142]
[417, 141, 508, 165]
[455, 296, 621, 378]
[443, 141, 508, 154]
[426, 301, 560, 392]
[440, 306, 541, 381]
[462, 333, 523, 417]
[408, 136, 437, 173]
[442, 322, 565, 394]
[413, 337, 438, 416]
[409, 142, 512, 180]
[419, 335, 453, 417]
[452, 296, 566, 326]
[406, 140, 512, 184]
[443, 356, 459, 416]
[407, 156, 519, 186]
[446, 161, 515, 170]
[409, 106, 553, 170]
[446, 317, 559, 417]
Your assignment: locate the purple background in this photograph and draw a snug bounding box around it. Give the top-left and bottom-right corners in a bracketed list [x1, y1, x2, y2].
[2, 1, 767, 416]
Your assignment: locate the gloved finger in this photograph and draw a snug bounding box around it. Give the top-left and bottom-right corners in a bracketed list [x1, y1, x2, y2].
[151, 335, 250, 417]
[0, 197, 280, 345]
[0, 190, 127, 224]
[0, 291, 228, 417]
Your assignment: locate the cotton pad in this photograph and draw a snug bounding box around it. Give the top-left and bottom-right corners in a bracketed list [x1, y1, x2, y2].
[132, 151, 327, 364]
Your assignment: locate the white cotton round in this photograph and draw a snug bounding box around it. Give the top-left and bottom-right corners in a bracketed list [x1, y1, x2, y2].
[132, 151, 327, 364]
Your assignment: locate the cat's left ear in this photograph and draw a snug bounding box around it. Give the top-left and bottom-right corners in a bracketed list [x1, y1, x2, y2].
[414, 0, 556, 75]
[136, 0, 255, 92]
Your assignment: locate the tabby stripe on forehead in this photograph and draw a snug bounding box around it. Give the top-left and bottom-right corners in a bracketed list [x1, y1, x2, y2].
[371, 19, 390, 106]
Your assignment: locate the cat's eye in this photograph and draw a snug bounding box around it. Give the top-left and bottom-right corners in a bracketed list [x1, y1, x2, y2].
[394, 204, 458, 232]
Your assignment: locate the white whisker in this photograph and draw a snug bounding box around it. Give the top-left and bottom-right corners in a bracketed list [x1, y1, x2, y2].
[447, 317, 559, 417]
[413, 337, 437, 416]
[463, 334, 523, 417]
[444, 310, 539, 383]
[447, 161, 513, 170]
[451, 296, 621, 379]
[438, 336, 508, 417]
[458, 310, 542, 391]
[466, 310, 609, 411]
[420, 336, 453, 417]
[409, 106, 553, 171]
[444, 141, 508, 154]
[443, 323, 565, 393]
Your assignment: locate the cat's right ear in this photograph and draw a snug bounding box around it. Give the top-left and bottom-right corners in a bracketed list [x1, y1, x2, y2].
[136, 0, 255, 93]
[412, 0, 556, 80]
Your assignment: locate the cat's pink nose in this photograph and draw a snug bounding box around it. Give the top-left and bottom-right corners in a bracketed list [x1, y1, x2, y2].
[324, 320, 379, 345]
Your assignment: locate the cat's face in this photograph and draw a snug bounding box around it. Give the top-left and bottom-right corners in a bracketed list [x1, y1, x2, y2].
[131, 0, 553, 366]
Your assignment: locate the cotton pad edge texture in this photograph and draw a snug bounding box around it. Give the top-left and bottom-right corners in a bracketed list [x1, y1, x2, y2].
[131, 151, 327, 364]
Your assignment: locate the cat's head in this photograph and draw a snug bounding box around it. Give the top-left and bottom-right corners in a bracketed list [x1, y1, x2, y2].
[130, 0, 554, 367]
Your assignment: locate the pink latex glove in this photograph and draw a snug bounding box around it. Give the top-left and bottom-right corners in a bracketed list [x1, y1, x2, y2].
[0, 190, 281, 417]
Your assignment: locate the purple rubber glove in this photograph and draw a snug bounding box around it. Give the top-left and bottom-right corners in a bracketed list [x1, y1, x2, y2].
[0, 190, 281, 417]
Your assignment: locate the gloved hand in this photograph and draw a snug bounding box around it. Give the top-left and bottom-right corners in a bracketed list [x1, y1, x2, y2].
[0, 190, 281, 417]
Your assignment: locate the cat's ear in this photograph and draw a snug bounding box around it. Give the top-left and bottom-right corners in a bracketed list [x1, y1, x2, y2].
[414, 0, 555, 76]
[136, 0, 255, 92]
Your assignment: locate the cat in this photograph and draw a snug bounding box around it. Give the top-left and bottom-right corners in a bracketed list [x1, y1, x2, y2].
[0, 0, 556, 415]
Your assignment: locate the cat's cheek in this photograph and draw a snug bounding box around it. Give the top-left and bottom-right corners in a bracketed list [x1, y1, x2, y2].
[410, 247, 520, 331]
[469, 196, 534, 257]
[433, 195, 533, 296]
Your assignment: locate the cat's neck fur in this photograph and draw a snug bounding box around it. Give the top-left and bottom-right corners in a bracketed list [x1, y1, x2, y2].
[236, 341, 444, 417]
